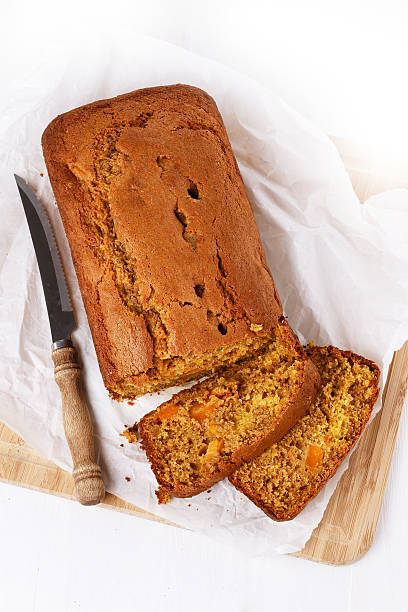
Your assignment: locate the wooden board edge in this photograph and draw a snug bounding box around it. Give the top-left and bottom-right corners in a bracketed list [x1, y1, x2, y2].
[294, 341, 408, 564]
[0, 466, 179, 528]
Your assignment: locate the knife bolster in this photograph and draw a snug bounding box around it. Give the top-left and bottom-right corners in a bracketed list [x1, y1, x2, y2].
[52, 338, 73, 351]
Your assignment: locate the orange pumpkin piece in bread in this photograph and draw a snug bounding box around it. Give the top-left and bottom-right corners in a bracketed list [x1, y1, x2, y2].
[305, 445, 325, 473]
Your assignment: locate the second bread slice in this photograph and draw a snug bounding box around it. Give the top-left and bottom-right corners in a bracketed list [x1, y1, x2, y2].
[138, 320, 320, 500]
[229, 345, 380, 520]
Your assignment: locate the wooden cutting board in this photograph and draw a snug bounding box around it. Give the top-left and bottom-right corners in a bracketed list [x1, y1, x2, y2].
[1, 138, 407, 564]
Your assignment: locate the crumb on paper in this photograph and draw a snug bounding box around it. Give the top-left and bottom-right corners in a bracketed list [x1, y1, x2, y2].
[125, 476, 131, 482]
[40, 172, 44, 177]
[207, 489, 212, 493]
[120, 443, 124, 447]
[121, 424, 138, 443]
[156, 488, 170, 504]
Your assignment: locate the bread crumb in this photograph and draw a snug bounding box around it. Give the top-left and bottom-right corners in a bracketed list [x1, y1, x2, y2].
[125, 477, 131, 482]
[250, 323, 263, 332]
[156, 488, 171, 504]
[121, 424, 138, 443]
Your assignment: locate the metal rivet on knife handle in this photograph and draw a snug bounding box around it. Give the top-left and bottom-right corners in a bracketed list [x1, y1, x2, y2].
[52, 346, 105, 506]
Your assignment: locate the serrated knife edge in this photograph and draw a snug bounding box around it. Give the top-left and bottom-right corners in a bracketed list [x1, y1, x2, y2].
[14, 174, 72, 312]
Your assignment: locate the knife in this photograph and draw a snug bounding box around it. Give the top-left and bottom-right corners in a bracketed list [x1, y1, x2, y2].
[14, 175, 105, 506]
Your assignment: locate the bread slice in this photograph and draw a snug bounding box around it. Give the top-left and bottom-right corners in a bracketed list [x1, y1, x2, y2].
[229, 346, 380, 521]
[138, 320, 320, 501]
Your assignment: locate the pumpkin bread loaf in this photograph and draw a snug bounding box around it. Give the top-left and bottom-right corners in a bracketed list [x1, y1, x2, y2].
[42, 84, 285, 399]
[229, 346, 380, 520]
[138, 320, 320, 500]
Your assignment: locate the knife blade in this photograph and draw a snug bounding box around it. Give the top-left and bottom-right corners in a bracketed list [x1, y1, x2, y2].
[14, 175, 75, 348]
[15, 175, 105, 506]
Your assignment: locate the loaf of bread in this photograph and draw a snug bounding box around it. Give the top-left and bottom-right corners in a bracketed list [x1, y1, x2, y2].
[42, 84, 284, 398]
[138, 320, 320, 500]
[229, 346, 380, 520]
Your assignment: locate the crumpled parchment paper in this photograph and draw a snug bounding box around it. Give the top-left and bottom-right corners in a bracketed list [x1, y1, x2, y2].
[1, 35, 408, 556]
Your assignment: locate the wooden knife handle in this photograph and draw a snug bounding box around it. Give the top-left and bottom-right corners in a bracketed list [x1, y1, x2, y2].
[52, 346, 105, 506]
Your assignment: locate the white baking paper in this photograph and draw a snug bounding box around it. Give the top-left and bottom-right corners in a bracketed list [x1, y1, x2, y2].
[1, 35, 408, 557]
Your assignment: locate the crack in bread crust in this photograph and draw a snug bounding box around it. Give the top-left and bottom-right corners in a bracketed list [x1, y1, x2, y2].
[71, 122, 171, 362]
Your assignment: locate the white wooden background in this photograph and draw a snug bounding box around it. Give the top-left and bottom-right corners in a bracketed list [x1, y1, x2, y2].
[2, 1, 408, 610]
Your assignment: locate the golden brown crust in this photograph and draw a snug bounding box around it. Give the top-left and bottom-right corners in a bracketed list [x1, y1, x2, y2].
[138, 323, 321, 499]
[42, 84, 282, 397]
[229, 346, 381, 521]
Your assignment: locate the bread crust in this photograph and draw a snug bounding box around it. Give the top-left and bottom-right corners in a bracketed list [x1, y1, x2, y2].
[229, 347, 380, 521]
[138, 324, 321, 499]
[42, 84, 282, 396]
